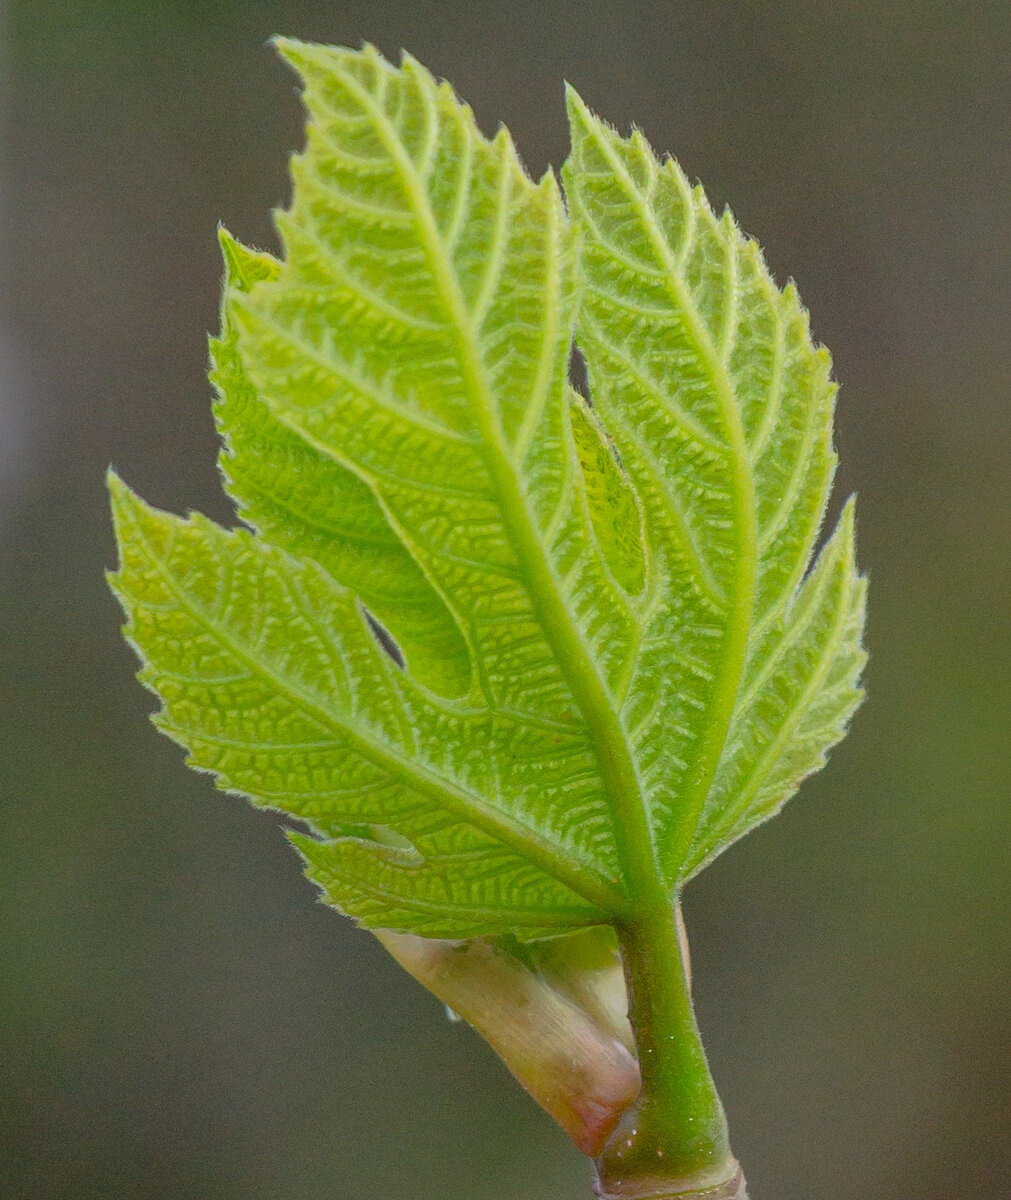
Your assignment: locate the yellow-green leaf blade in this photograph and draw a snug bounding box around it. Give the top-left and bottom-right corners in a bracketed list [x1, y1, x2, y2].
[212, 228, 472, 698]
[107, 472, 621, 934]
[563, 92, 863, 879]
[684, 501, 867, 876]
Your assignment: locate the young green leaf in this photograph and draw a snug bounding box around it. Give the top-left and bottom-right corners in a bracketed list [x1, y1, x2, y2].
[108, 40, 867, 1193]
[109, 32, 865, 964]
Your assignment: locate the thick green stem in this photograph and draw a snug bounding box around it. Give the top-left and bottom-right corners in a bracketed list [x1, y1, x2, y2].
[595, 900, 742, 1198]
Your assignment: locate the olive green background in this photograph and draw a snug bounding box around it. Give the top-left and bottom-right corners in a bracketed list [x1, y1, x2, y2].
[2, 2, 1008, 1197]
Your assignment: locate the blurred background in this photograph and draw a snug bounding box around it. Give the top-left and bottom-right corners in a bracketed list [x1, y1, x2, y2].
[1, 1, 1008, 1197]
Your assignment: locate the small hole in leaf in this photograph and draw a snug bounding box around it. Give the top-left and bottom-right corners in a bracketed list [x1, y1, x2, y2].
[568, 342, 590, 403]
[365, 610, 405, 669]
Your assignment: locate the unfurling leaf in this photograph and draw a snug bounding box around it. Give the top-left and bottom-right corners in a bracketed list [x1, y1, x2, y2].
[108, 39, 866, 1188]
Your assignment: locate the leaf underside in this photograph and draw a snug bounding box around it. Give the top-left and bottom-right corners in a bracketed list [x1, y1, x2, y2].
[109, 41, 866, 939]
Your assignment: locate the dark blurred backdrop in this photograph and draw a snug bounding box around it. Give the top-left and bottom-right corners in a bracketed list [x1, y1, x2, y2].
[2, 2, 1008, 1198]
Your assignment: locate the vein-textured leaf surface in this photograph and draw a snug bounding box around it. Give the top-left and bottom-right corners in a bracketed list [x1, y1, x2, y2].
[563, 91, 866, 875]
[109, 42, 866, 941]
[109, 475, 615, 936]
[211, 228, 472, 698]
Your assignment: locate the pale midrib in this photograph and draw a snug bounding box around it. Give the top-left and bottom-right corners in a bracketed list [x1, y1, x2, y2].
[577, 111, 759, 875]
[117, 494, 624, 916]
[341, 69, 659, 912]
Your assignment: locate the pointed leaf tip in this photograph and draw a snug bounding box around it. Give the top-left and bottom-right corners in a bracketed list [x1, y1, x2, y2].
[270, 34, 309, 64]
[106, 468, 137, 522]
